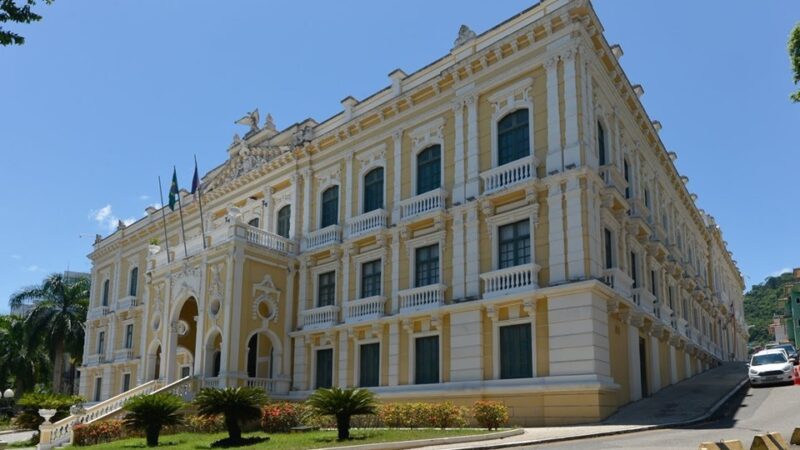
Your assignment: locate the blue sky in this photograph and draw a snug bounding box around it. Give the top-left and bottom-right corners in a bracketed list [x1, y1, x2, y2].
[0, 1, 797, 312]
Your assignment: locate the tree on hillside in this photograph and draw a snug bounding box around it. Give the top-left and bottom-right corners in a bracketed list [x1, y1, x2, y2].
[790, 22, 800, 102]
[9, 273, 89, 393]
[744, 272, 795, 345]
[0, 315, 50, 395]
[0, 0, 53, 46]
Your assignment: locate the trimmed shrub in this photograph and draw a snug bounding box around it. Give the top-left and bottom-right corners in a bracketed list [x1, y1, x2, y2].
[429, 402, 468, 429]
[472, 400, 509, 430]
[261, 402, 305, 433]
[378, 402, 467, 429]
[73, 420, 125, 446]
[13, 392, 83, 431]
[185, 414, 226, 433]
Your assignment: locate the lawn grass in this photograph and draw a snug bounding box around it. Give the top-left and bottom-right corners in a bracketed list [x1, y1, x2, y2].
[70, 429, 494, 449]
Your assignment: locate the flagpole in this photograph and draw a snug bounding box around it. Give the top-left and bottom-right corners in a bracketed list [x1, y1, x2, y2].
[174, 165, 189, 259]
[157, 176, 172, 264]
[194, 155, 207, 249]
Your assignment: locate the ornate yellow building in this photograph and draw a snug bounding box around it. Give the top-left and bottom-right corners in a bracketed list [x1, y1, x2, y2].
[78, 0, 747, 427]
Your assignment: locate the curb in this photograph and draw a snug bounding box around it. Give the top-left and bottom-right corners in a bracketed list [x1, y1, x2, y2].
[318, 429, 525, 450]
[428, 376, 749, 450]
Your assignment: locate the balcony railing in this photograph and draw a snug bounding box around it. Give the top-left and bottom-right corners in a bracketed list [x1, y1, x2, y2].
[399, 284, 446, 313]
[346, 209, 388, 239]
[236, 225, 296, 254]
[602, 268, 633, 299]
[300, 305, 340, 330]
[114, 348, 136, 362]
[84, 353, 109, 366]
[481, 157, 535, 194]
[481, 263, 539, 299]
[87, 307, 111, 320]
[631, 288, 656, 315]
[344, 296, 386, 323]
[302, 225, 342, 251]
[116, 296, 138, 310]
[599, 165, 628, 198]
[399, 189, 447, 221]
[244, 377, 290, 394]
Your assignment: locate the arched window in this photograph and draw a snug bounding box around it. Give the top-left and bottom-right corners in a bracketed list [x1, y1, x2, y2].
[320, 186, 339, 228]
[416, 145, 441, 195]
[248, 217, 260, 228]
[102, 279, 110, 306]
[363, 168, 384, 213]
[129, 267, 138, 297]
[276, 205, 291, 238]
[597, 121, 607, 166]
[497, 109, 529, 166]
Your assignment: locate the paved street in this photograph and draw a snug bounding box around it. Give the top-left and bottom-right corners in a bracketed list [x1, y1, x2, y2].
[529, 383, 800, 449]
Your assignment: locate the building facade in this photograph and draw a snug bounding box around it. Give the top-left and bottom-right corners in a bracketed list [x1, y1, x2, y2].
[79, 0, 747, 426]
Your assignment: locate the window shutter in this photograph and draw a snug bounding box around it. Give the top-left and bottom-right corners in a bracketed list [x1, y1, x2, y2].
[359, 343, 380, 387]
[415, 336, 439, 384]
[500, 323, 532, 379]
[316, 349, 333, 389]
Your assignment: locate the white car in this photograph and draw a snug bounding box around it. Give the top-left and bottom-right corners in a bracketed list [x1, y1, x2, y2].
[748, 350, 794, 386]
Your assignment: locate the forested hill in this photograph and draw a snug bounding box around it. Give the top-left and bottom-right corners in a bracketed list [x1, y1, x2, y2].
[745, 272, 796, 345]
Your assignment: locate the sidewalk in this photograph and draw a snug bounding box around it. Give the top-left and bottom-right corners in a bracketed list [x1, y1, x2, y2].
[413, 362, 747, 450]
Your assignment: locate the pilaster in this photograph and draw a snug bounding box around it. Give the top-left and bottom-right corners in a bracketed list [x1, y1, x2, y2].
[451, 207, 465, 300]
[449, 309, 482, 381]
[564, 175, 586, 280]
[388, 322, 399, 386]
[545, 55, 562, 174]
[562, 45, 581, 169]
[464, 203, 480, 298]
[452, 98, 466, 204]
[302, 168, 313, 234]
[547, 178, 566, 284]
[464, 94, 479, 199]
[391, 130, 403, 223]
[547, 290, 610, 377]
[337, 330, 349, 388]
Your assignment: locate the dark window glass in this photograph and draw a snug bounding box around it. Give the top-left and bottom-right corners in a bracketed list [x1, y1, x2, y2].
[416, 145, 441, 194]
[498, 220, 530, 269]
[359, 343, 380, 387]
[415, 335, 439, 384]
[277, 205, 291, 238]
[321, 186, 339, 228]
[415, 244, 439, 287]
[97, 331, 105, 354]
[598, 122, 607, 166]
[497, 109, 530, 166]
[94, 378, 103, 402]
[623, 159, 631, 199]
[102, 280, 110, 306]
[125, 324, 134, 349]
[129, 268, 138, 297]
[361, 260, 382, 298]
[213, 351, 221, 377]
[248, 217, 260, 228]
[318, 271, 336, 307]
[247, 334, 257, 378]
[650, 270, 657, 296]
[363, 168, 384, 213]
[500, 323, 533, 379]
[604, 228, 613, 269]
[315, 349, 333, 389]
[122, 373, 131, 392]
[181, 366, 191, 378]
[630, 252, 638, 288]
[668, 286, 675, 310]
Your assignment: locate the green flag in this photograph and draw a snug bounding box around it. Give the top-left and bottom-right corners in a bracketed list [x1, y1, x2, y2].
[168, 168, 179, 211]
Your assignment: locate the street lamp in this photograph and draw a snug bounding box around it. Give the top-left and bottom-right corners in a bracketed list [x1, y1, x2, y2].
[2, 389, 13, 399]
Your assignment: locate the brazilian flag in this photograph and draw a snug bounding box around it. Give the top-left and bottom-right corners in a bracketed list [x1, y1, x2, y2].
[168, 168, 179, 211]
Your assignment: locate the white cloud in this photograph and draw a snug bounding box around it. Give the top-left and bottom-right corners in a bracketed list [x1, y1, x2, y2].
[10, 254, 21, 260]
[123, 217, 136, 226]
[139, 195, 150, 201]
[92, 204, 112, 223]
[770, 267, 792, 277]
[89, 204, 137, 232]
[26, 265, 39, 272]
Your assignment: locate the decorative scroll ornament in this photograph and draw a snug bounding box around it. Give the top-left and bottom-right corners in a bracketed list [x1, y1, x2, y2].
[453, 24, 477, 48]
[252, 275, 280, 323]
[205, 136, 291, 191]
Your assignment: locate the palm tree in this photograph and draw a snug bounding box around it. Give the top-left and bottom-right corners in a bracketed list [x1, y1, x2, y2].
[0, 315, 50, 395]
[194, 387, 267, 443]
[9, 273, 89, 393]
[123, 393, 184, 447]
[306, 387, 377, 440]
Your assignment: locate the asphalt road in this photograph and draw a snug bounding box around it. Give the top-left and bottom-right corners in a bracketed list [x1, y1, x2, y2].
[524, 382, 800, 449]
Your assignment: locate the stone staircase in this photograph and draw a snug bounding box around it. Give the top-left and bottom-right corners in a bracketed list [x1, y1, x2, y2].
[37, 376, 195, 449]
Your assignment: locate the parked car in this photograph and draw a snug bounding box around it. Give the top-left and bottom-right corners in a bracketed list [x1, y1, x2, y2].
[748, 349, 794, 386]
[765, 343, 798, 364]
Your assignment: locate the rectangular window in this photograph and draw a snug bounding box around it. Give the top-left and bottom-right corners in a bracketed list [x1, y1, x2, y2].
[417, 145, 442, 194]
[650, 270, 657, 296]
[498, 220, 530, 269]
[97, 331, 105, 354]
[623, 160, 631, 199]
[668, 286, 675, 310]
[630, 252, 638, 288]
[94, 378, 103, 402]
[604, 228, 613, 269]
[500, 323, 533, 379]
[321, 186, 339, 228]
[317, 271, 336, 307]
[181, 366, 191, 378]
[644, 188, 651, 208]
[360, 260, 382, 298]
[414, 244, 439, 287]
[315, 349, 333, 389]
[124, 324, 134, 349]
[359, 343, 380, 387]
[497, 109, 530, 165]
[414, 335, 439, 384]
[122, 373, 131, 393]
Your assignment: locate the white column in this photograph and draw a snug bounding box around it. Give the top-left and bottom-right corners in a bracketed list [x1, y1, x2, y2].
[283, 265, 296, 378]
[548, 291, 610, 377]
[293, 335, 307, 390]
[627, 319, 642, 401]
[548, 179, 566, 284]
[298, 257, 309, 312]
[337, 331, 349, 388]
[342, 245, 352, 306]
[290, 173, 300, 240]
[345, 151, 354, 222]
[451, 208, 465, 301]
[562, 46, 581, 168]
[388, 322, 399, 386]
[449, 310, 482, 381]
[452, 99, 466, 204]
[137, 282, 151, 384]
[649, 333, 660, 394]
[669, 344, 678, 385]
[390, 229, 401, 313]
[302, 168, 313, 235]
[392, 130, 403, 223]
[263, 186, 274, 232]
[545, 55, 562, 173]
[464, 204, 480, 298]
[101, 366, 112, 400]
[166, 325, 178, 383]
[565, 175, 586, 279]
[464, 94, 479, 199]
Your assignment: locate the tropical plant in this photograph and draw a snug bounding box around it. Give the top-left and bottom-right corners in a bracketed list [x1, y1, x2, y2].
[13, 391, 82, 431]
[472, 400, 509, 430]
[306, 387, 377, 440]
[9, 273, 90, 394]
[790, 22, 800, 102]
[260, 402, 306, 433]
[0, 315, 50, 395]
[194, 387, 267, 443]
[122, 393, 184, 447]
[0, 0, 54, 46]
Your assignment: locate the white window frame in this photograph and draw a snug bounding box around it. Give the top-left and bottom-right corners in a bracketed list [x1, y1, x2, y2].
[271, 187, 293, 236]
[408, 117, 445, 196]
[356, 144, 387, 214]
[311, 344, 335, 389]
[121, 372, 131, 393]
[485, 204, 537, 271]
[492, 315, 537, 380]
[123, 320, 135, 350]
[97, 330, 106, 354]
[596, 115, 611, 165]
[405, 230, 445, 288]
[94, 377, 103, 401]
[318, 183, 342, 229]
[354, 338, 381, 388]
[488, 77, 535, 168]
[408, 330, 442, 385]
[353, 247, 387, 299]
[128, 266, 139, 297]
[311, 261, 339, 308]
